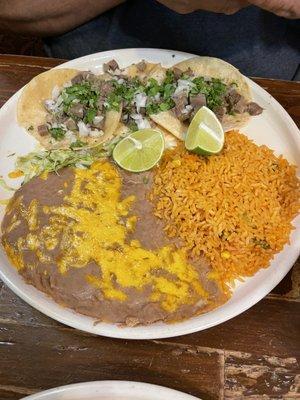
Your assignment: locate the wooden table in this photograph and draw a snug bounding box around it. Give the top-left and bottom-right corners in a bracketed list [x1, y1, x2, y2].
[0, 55, 299, 400]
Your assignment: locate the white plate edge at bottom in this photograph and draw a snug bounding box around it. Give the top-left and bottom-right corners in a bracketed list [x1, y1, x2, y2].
[22, 381, 200, 400]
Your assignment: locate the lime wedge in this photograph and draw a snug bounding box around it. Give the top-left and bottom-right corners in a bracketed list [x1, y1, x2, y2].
[113, 129, 165, 172]
[185, 106, 224, 155]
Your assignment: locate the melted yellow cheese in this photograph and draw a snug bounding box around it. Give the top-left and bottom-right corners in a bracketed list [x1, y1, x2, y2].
[8, 170, 24, 179]
[3, 161, 208, 312]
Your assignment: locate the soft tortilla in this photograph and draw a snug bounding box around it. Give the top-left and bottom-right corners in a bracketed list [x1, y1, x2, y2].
[150, 111, 185, 141]
[17, 68, 122, 150]
[123, 62, 161, 83]
[148, 57, 252, 139]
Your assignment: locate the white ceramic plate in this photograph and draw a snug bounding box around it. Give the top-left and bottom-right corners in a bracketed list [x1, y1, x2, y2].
[0, 49, 299, 339]
[22, 381, 200, 400]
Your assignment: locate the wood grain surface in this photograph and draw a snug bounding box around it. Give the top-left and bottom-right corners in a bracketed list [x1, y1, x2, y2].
[0, 55, 299, 400]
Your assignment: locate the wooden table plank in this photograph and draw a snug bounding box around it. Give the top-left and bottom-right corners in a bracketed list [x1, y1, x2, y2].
[224, 352, 299, 398]
[1, 280, 299, 359]
[0, 55, 299, 400]
[0, 322, 222, 400]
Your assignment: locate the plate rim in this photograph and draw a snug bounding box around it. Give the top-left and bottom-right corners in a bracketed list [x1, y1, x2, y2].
[0, 47, 299, 340]
[21, 380, 200, 400]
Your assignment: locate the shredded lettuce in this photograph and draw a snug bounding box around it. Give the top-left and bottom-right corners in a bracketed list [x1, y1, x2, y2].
[15, 131, 130, 184]
[0, 178, 14, 191]
[16, 146, 106, 183]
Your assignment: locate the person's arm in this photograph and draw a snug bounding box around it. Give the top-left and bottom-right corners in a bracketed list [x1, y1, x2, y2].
[247, 0, 300, 18]
[0, 0, 125, 36]
[156, 0, 249, 15]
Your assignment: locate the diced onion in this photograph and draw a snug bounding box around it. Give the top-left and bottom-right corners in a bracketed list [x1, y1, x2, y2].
[165, 136, 178, 149]
[131, 113, 151, 130]
[78, 121, 91, 137]
[174, 79, 194, 96]
[93, 115, 104, 125]
[183, 105, 193, 114]
[134, 93, 147, 113]
[65, 130, 77, 143]
[44, 99, 56, 112]
[51, 85, 60, 100]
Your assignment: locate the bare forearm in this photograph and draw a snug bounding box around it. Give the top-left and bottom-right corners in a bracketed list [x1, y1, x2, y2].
[0, 0, 124, 36]
[248, 0, 300, 18]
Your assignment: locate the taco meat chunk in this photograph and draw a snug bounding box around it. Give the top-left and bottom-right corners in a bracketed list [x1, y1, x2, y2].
[103, 59, 119, 72]
[213, 106, 226, 121]
[173, 93, 191, 121]
[189, 93, 207, 112]
[247, 102, 263, 116]
[37, 124, 49, 136]
[69, 103, 85, 118]
[136, 60, 146, 72]
[173, 67, 183, 80]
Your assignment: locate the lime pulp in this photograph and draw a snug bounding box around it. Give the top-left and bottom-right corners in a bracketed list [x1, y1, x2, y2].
[185, 106, 224, 155]
[112, 129, 165, 172]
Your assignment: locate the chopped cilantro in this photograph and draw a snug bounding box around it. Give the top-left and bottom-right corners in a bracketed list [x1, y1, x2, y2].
[70, 140, 85, 149]
[162, 83, 175, 100]
[191, 77, 209, 95]
[146, 78, 160, 97]
[159, 99, 174, 111]
[49, 127, 65, 140]
[146, 102, 159, 115]
[84, 108, 97, 124]
[28, 125, 34, 131]
[181, 73, 190, 80]
[207, 79, 227, 109]
[61, 82, 99, 113]
[164, 69, 175, 85]
[106, 78, 146, 112]
[191, 77, 227, 110]
[128, 120, 138, 132]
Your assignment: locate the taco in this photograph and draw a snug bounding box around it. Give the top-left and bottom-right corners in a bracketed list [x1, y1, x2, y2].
[17, 67, 123, 150]
[147, 57, 263, 139]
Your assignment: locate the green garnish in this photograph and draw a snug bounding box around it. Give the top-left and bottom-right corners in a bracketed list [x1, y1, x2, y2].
[70, 140, 85, 149]
[15, 129, 133, 184]
[162, 83, 175, 100]
[106, 78, 146, 112]
[61, 82, 99, 117]
[146, 78, 160, 97]
[128, 120, 138, 132]
[49, 127, 65, 140]
[144, 73, 177, 115]
[0, 178, 14, 191]
[181, 73, 190, 80]
[190, 77, 227, 110]
[146, 102, 160, 115]
[28, 125, 34, 131]
[159, 99, 175, 111]
[16, 146, 108, 183]
[164, 70, 175, 85]
[84, 108, 97, 124]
